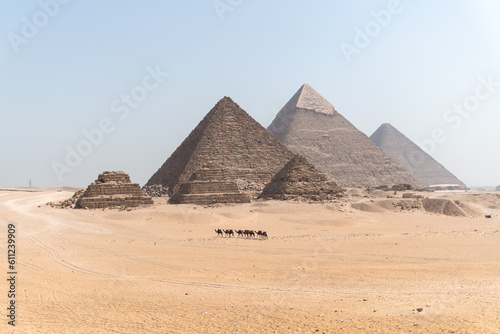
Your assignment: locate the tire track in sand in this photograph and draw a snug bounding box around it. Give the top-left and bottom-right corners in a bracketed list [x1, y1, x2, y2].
[26, 234, 117, 278]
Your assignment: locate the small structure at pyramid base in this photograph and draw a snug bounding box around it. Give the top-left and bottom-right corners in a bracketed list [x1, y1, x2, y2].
[76, 171, 153, 209]
[496, 186, 500, 192]
[258, 155, 344, 201]
[169, 165, 251, 205]
[428, 184, 463, 191]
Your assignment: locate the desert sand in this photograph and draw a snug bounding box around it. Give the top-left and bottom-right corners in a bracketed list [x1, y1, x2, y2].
[1, 188, 500, 333]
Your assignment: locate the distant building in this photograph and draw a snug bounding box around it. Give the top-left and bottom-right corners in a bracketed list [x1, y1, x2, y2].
[428, 184, 462, 191]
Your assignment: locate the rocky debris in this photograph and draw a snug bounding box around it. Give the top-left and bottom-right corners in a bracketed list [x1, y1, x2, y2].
[47, 189, 85, 208]
[258, 155, 344, 201]
[376, 184, 415, 192]
[146, 96, 295, 195]
[170, 165, 251, 205]
[395, 200, 421, 210]
[402, 193, 423, 199]
[392, 184, 413, 191]
[232, 180, 267, 200]
[370, 123, 467, 189]
[142, 184, 169, 197]
[267, 84, 420, 188]
[76, 171, 153, 209]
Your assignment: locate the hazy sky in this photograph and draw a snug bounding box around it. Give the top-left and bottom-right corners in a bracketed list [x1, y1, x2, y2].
[1, 0, 499, 188]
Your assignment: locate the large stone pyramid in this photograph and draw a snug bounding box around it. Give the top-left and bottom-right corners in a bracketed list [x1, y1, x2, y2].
[370, 123, 466, 189]
[170, 165, 251, 205]
[267, 84, 419, 188]
[146, 97, 295, 194]
[259, 155, 343, 201]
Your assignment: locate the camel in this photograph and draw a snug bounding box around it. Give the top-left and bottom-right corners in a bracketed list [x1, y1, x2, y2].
[254, 230, 268, 239]
[218, 229, 266, 239]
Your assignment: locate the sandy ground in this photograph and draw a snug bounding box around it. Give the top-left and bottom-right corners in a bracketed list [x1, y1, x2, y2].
[1, 188, 500, 333]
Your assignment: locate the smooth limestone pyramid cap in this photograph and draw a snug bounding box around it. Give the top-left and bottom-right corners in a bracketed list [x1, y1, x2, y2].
[146, 96, 295, 195]
[370, 123, 466, 189]
[295, 84, 336, 115]
[267, 85, 420, 188]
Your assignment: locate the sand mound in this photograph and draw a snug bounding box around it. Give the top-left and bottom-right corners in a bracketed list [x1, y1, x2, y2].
[351, 198, 480, 218]
[420, 198, 466, 217]
[351, 202, 386, 213]
[454, 201, 483, 218]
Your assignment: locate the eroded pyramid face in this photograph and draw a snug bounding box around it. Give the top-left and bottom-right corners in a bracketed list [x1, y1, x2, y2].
[146, 97, 295, 194]
[267, 85, 420, 188]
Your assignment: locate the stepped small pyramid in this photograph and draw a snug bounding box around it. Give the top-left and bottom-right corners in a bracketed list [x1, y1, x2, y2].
[146, 97, 295, 194]
[259, 155, 343, 201]
[370, 123, 466, 189]
[77, 171, 153, 209]
[267, 84, 419, 188]
[170, 164, 251, 205]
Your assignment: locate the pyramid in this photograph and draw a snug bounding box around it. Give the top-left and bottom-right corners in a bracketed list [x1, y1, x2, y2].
[146, 97, 295, 194]
[170, 164, 251, 205]
[370, 123, 466, 189]
[267, 84, 419, 188]
[259, 155, 343, 201]
[76, 171, 153, 209]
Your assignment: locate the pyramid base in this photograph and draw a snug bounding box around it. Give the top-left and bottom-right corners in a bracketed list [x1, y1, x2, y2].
[77, 196, 153, 209]
[169, 193, 250, 205]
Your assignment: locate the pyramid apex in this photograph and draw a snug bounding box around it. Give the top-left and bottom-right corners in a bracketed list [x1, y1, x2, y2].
[219, 96, 235, 103]
[212, 96, 241, 111]
[295, 84, 335, 115]
[382, 123, 398, 128]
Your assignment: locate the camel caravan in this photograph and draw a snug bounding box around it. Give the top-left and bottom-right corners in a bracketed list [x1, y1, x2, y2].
[214, 228, 268, 239]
